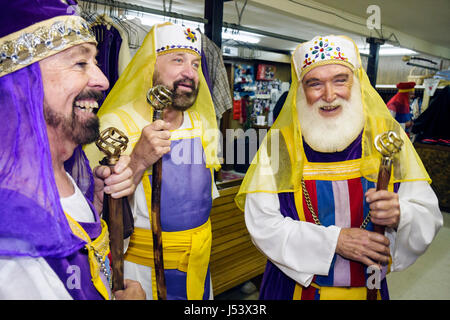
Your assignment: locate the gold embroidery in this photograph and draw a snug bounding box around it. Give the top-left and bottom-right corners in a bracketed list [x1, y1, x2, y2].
[303, 159, 362, 180]
[0, 15, 96, 77]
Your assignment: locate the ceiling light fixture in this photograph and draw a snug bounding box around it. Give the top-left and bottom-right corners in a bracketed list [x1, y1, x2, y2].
[125, 13, 203, 32]
[358, 44, 418, 56]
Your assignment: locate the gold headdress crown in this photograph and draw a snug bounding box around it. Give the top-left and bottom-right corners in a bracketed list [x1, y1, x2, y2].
[0, 15, 96, 78]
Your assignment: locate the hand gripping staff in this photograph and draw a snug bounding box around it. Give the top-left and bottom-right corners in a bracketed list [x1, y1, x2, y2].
[146, 85, 173, 300]
[367, 131, 403, 300]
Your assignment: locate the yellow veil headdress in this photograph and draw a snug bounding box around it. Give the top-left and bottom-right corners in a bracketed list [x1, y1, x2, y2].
[235, 35, 429, 211]
[84, 22, 220, 171]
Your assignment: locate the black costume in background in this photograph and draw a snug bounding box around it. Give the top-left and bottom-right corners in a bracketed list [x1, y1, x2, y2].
[273, 91, 288, 122]
[412, 86, 450, 146]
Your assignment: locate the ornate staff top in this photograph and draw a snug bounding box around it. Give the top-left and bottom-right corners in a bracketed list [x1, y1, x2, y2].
[96, 127, 129, 166]
[374, 131, 404, 159]
[146, 85, 173, 120]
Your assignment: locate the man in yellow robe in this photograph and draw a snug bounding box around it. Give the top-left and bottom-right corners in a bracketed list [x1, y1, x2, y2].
[85, 22, 220, 300]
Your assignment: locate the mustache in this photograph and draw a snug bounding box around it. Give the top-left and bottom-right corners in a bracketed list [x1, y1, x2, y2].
[74, 90, 104, 102]
[173, 78, 196, 91]
[311, 97, 348, 109]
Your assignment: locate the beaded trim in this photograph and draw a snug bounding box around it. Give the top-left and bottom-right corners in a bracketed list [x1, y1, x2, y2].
[302, 37, 349, 69]
[299, 59, 355, 80]
[155, 26, 201, 56]
[156, 45, 201, 56]
[0, 15, 96, 78]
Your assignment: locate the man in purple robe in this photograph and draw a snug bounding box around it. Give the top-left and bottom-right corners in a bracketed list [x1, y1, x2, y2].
[0, 0, 144, 299]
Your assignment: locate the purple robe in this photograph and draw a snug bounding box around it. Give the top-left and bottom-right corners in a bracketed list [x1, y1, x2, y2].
[45, 198, 111, 300]
[145, 136, 212, 300]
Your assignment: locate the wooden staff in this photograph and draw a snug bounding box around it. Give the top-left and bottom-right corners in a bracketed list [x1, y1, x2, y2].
[367, 131, 403, 300]
[96, 127, 129, 292]
[146, 85, 173, 300]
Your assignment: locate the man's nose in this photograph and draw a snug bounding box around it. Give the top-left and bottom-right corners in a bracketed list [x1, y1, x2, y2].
[88, 65, 109, 91]
[323, 82, 336, 103]
[181, 63, 197, 80]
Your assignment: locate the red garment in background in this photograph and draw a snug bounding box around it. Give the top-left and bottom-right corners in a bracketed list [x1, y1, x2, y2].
[233, 99, 241, 120]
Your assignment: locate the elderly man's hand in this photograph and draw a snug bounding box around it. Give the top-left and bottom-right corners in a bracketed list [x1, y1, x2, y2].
[365, 188, 401, 229]
[335, 228, 390, 267]
[114, 279, 146, 300]
[93, 155, 135, 213]
[129, 120, 172, 184]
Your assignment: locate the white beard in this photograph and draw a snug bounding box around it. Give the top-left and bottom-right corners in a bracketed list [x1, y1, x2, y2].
[297, 75, 365, 153]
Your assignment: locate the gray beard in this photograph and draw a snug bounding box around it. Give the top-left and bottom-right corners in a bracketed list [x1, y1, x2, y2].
[297, 76, 365, 153]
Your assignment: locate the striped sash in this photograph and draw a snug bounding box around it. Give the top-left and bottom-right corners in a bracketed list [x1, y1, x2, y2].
[301, 177, 375, 287]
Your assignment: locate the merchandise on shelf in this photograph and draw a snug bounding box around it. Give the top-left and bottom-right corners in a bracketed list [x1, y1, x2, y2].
[233, 63, 289, 127]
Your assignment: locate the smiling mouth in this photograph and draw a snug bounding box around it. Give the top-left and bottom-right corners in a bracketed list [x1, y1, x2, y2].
[74, 99, 99, 113]
[320, 105, 340, 112]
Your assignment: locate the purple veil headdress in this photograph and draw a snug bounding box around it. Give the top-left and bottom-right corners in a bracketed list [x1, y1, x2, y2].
[0, 0, 97, 258]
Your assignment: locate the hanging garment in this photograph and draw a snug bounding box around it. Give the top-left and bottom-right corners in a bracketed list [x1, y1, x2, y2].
[201, 33, 232, 119]
[122, 17, 151, 58]
[92, 23, 122, 103]
[99, 15, 132, 77]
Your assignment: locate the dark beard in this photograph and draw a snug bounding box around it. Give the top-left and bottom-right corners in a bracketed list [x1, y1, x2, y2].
[171, 79, 199, 111]
[70, 111, 100, 145]
[44, 93, 101, 145]
[152, 69, 199, 111]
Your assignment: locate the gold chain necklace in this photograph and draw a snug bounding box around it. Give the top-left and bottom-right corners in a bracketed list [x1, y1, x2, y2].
[301, 179, 371, 229]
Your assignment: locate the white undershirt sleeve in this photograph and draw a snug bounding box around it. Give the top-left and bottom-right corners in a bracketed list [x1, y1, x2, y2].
[0, 256, 72, 300]
[245, 180, 442, 288]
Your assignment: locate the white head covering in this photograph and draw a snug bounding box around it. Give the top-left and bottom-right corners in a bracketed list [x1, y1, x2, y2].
[293, 35, 360, 80]
[154, 24, 201, 56]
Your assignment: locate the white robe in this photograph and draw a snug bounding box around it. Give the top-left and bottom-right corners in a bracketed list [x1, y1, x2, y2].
[245, 180, 443, 287]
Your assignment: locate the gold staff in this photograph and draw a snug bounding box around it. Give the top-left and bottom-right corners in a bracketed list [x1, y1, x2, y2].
[367, 131, 403, 300]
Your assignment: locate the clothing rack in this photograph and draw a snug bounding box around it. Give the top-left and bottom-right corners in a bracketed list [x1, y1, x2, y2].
[402, 55, 440, 72]
[79, 1, 143, 49]
[406, 62, 439, 72]
[79, 0, 308, 46]
[79, 0, 207, 25]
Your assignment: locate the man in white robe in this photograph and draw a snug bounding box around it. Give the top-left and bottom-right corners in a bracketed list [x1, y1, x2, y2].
[236, 35, 442, 300]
